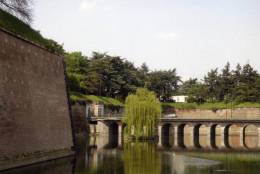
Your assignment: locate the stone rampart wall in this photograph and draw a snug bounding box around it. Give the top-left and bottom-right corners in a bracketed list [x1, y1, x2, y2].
[0, 29, 73, 170]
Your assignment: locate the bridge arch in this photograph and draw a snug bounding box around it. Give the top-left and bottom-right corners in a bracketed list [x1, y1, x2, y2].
[223, 124, 232, 148]
[197, 124, 211, 148]
[243, 124, 258, 149]
[228, 124, 243, 149]
[177, 124, 186, 148]
[209, 124, 218, 148]
[160, 123, 174, 147]
[109, 122, 119, 135]
[214, 124, 232, 149]
[193, 124, 202, 148]
[105, 122, 119, 148]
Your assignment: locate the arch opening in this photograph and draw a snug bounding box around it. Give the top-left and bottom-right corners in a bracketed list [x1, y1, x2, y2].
[177, 124, 186, 148]
[198, 124, 209, 148]
[161, 123, 174, 147]
[215, 124, 231, 148]
[224, 124, 232, 148]
[210, 124, 217, 148]
[194, 124, 202, 148]
[106, 122, 119, 148]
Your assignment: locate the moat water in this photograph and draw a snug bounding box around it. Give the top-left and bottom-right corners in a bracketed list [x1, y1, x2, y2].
[3, 135, 260, 174]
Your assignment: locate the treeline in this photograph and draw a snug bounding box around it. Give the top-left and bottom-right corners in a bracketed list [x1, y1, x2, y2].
[179, 63, 260, 103]
[65, 52, 179, 101]
[65, 52, 260, 103]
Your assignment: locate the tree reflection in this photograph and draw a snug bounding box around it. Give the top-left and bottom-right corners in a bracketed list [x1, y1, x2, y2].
[123, 142, 161, 174]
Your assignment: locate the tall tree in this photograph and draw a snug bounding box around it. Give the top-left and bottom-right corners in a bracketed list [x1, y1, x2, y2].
[179, 78, 207, 103]
[204, 68, 220, 102]
[219, 62, 234, 101]
[64, 52, 88, 93]
[0, 0, 33, 23]
[83, 52, 140, 99]
[137, 63, 149, 87]
[178, 78, 198, 95]
[147, 69, 180, 101]
[234, 64, 259, 102]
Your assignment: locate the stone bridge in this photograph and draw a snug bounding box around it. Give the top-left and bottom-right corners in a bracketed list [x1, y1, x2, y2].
[89, 116, 260, 150]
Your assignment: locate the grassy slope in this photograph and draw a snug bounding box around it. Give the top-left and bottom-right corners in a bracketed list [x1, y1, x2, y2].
[162, 102, 260, 110]
[71, 92, 260, 109]
[0, 9, 48, 47]
[70, 92, 124, 107]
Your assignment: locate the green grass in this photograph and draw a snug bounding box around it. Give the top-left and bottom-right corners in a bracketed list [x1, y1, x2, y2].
[0, 9, 48, 46]
[70, 91, 260, 109]
[70, 92, 124, 107]
[0, 9, 64, 54]
[162, 102, 260, 110]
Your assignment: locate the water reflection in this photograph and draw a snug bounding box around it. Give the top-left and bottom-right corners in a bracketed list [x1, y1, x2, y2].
[123, 143, 161, 174]
[85, 138, 223, 174]
[2, 134, 260, 174]
[184, 134, 259, 150]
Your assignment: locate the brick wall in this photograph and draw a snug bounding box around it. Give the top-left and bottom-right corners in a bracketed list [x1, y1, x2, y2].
[0, 29, 73, 164]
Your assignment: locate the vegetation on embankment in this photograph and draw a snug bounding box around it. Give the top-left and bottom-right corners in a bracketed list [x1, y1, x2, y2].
[70, 91, 260, 110]
[162, 102, 260, 111]
[70, 92, 124, 107]
[0, 9, 64, 54]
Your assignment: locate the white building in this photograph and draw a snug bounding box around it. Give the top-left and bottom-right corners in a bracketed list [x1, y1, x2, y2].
[171, 95, 188, 103]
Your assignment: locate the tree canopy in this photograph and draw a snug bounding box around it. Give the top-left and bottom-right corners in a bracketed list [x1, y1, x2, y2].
[65, 51, 260, 104]
[180, 62, 260, 103]
[0, 0, 32, 23]
[147, 69, 180, 102]
[65, 52, 180, 101]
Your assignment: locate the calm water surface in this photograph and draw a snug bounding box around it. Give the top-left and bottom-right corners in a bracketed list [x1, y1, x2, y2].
[3, 135, 260, 174]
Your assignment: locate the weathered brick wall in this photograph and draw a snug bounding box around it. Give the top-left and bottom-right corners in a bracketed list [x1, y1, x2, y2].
[0, 29, 73, 161]
[175, 108, 260, 120]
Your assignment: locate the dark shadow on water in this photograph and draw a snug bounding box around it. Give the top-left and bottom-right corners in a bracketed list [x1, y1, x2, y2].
[1, 157, 75, 174]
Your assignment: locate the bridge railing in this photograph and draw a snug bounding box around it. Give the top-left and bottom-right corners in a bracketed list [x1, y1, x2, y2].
[161, 113, 177, 118]
[89, 113, 178, 119]
[90, 113, 123, 118]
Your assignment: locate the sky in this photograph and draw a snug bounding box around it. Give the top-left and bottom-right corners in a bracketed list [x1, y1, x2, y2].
[32, 0, 260, 80]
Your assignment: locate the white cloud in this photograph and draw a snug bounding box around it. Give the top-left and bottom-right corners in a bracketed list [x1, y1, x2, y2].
[155, 32, 179, 41]
[79, 0, 97, 12]
[103, 5, 113, 12]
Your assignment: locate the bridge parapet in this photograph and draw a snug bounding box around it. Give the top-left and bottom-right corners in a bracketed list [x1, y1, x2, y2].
[174, 108, 260, 120]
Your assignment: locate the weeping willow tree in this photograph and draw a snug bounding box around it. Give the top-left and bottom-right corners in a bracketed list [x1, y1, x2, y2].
[123, 88, 161, 139]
